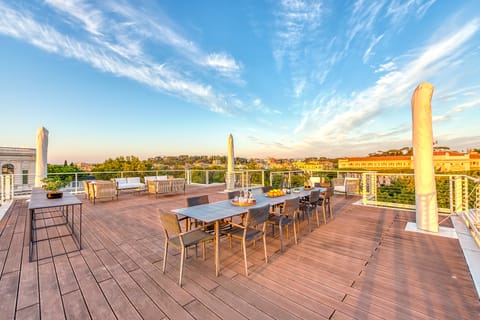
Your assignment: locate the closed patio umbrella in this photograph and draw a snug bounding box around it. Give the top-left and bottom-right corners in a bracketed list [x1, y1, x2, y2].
[411, 83, 438, 232]
[226, 134, 235, 191]
[34, 127, 49, 187]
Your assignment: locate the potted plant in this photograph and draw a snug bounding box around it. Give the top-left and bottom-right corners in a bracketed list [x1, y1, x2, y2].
[42, 176, 68, 199]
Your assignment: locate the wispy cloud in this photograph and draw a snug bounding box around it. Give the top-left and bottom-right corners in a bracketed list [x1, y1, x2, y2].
[295, 18, 480, 150]
[45, 0, 104, 36]
[0, 2, 233, 113]
[104, 2, 243, 79]
[363, 34, 384, 63]
[433, 98, 480, 123]
[273, 0, 325, 97]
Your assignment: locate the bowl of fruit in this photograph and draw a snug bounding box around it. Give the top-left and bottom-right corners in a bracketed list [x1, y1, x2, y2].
[266, 189, 285, 197]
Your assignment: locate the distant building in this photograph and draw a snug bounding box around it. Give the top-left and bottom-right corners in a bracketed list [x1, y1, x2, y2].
[294, 160, 335, 170]
[0, 147, 36, 187]
[75, 162, 96, 172]
[338, 150, 478, 172]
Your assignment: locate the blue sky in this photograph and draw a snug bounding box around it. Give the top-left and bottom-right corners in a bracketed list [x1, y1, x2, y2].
[1, 0, 479, 164]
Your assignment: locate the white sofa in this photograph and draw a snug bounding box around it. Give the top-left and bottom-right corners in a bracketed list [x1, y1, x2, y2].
[113, 177, 145, 191]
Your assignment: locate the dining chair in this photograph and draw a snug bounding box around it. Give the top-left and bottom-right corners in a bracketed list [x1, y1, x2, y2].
[301, 189, 321, 230]
[185, 195, 209, 231]
[267, 197, 299, 252]
[318, 187, 333, 222]
[226, 204, 270, 276]
[226, 190, 240, 200]
[159, 209, 215, 286]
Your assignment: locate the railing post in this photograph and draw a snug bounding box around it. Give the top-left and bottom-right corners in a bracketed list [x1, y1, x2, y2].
[261, 170, 265, 187]
[454, 176, 463, 213]
[205, 170, 209, 185]
[449, 176, 454, 214]
[362, 172, 367, 205]
[464, 176, 469, 213]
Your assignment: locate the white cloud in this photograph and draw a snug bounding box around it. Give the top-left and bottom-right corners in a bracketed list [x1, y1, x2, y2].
[363, 34, 384, 63]
[45, 0, 104, 35]
[295, 18, 480, 149]
[0, 2, 232, 113]
[203, 52, 242, 77]
[375, 61, 396, 73]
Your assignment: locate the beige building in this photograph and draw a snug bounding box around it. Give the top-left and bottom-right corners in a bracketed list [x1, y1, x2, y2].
[0, 147, 36, 188]
[338, 151, 478, 173]
[294, 160, 335, 170]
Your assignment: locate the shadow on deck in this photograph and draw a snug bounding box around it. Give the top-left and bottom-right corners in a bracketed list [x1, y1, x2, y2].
[0, 184, 479, 319]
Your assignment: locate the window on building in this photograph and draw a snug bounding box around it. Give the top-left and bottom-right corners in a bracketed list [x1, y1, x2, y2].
[22, 170, 28, 184]
[2, 164, 14, 174]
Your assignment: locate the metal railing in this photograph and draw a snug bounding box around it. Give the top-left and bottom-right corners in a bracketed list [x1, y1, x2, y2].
[1, 169, 479, 238]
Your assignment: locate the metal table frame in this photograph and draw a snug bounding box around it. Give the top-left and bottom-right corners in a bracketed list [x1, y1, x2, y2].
[27, 189, 82, 262]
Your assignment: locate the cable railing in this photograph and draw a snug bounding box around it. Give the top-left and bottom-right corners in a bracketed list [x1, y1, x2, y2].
[1, 169, 479, 241]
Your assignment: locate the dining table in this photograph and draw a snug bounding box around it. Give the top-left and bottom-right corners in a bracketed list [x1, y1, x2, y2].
[172, 187, 325, 276]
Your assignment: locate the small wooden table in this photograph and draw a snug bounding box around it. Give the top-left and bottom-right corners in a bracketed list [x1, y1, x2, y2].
[27, 188, 82, 262]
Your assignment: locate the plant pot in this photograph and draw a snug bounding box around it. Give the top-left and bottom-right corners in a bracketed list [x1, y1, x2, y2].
[47, 192, 63, 199]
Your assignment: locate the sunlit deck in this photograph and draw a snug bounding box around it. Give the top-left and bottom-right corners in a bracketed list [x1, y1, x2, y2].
[1, 184, 479, 319]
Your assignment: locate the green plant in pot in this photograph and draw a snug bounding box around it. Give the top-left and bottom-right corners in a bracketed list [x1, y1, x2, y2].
[42, 176, 68, 199]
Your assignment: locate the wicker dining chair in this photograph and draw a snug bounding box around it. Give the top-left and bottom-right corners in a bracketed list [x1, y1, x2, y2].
[267, 197, 299, 252]
[226, 204, 270, 276]
[159, 209, 215, 286]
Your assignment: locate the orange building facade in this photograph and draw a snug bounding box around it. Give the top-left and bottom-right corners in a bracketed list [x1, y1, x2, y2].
[338, 151, 480, 172]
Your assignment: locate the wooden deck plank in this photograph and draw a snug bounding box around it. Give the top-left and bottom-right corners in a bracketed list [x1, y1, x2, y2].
[95, 248, 166, 320]
[38, 262, 65, 320]
[129, 268, 195, 320]
[1, 188, 479, 320]
[16, 261, 38, 311]
[62, 290, 91, 320]
[54, 255, 80, 295]
[0, 270, 20, 319]
[68, 254, 116, 320]
[15, 303, 40, 320]
[99, 278, 143, 320]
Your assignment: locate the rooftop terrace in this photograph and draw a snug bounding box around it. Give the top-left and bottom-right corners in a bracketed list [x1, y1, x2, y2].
[1, 184, 479, 319]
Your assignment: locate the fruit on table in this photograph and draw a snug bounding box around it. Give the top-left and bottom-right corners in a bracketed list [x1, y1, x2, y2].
[267, 189, 285, 197]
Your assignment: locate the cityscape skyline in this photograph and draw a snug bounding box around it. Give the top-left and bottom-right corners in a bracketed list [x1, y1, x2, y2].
[1, 1, 480, 163]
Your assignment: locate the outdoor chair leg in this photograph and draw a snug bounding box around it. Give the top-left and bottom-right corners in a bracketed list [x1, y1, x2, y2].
[262, 233, 268, 263]
[322, 204, 327, 224]
[242, 239, 248, 276]
[279, 223, 284, 252]
[162, 240, 168, 273]
[293, 219, 298, 245]
[179, 247, 185, 286]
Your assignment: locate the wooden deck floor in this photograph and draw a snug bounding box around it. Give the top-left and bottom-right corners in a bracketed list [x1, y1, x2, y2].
[1, 184, 479, 319]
